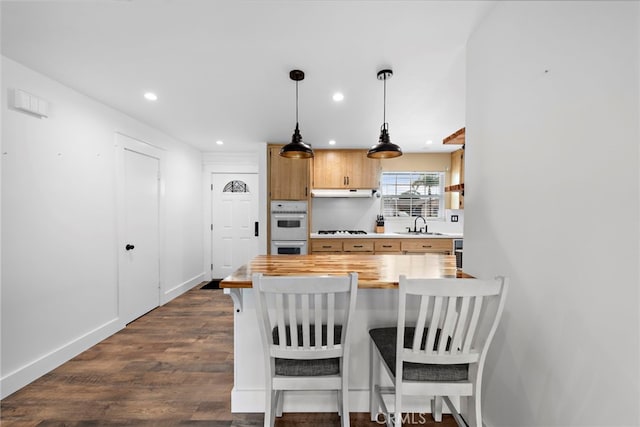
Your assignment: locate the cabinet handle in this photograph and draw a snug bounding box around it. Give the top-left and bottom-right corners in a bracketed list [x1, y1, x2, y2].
[322, 245, 332, 249]
[353, 245, 363, 248]
[346, 176, 350, 185]
[422, 245, 432, 248]
[382, 245, 392, 248]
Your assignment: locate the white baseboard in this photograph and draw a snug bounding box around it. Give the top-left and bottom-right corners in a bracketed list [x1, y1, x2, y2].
[162, 272, 205, 304]
[0, 317, 123, 399]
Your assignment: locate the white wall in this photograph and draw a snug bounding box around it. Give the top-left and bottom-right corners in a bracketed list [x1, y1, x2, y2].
[1, 56, 204, 398]
[465, 2, 639, 426]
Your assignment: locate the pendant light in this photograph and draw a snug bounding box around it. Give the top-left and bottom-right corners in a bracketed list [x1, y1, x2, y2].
[367, 69, 402, 159]
[280, 69, 314, 159]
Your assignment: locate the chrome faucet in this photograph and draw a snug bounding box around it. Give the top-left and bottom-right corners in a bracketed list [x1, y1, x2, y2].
[413, 216, 427, 233]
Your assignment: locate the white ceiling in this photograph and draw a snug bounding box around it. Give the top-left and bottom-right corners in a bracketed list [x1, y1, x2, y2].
[1, 0, 495, 153]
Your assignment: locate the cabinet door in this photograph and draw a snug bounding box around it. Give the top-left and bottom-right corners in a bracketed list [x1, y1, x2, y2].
[343, 240, 374, 253]
[313, 150, 347, 188]
[269, 146, 310, 200]
[311, 239, 343, 253]
[344, 151, 381, 188]
[313, 150, 380, 189]
[401, 239, 453, 254]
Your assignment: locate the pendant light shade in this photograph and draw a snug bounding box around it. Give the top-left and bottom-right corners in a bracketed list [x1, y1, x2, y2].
[280, 70, 313, 159]
[367, 69, 402, 159]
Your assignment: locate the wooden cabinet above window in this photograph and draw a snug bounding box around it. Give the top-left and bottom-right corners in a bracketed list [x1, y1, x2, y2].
[313, 149, 381, 189]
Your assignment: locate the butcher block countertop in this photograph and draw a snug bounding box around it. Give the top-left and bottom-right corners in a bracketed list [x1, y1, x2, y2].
[220, 254, 471, 289]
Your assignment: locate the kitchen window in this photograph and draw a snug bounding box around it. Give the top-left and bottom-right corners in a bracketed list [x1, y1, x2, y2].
[380, 171, 445, 219]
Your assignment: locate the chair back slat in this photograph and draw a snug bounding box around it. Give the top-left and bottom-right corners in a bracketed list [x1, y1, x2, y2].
[314, 293, 323, 348]
[301, 293, 310, 348]
[449, 296, 471, 353]
[253, 273, 358, 360]
[412, 296, 429, 352]
[327, 292, 336, 348]
[424, 296, 443, 354]
[286, 294, 298, 348]
[438, 296, 459, 354]
[462, 296, 483, 354]
[276, 294, 287, 349]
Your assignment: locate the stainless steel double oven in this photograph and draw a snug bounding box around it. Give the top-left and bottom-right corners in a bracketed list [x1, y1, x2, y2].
[270, 201, 308, 255]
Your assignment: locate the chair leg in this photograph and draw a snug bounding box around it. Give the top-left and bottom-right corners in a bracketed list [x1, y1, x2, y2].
[264, 388, 276, 427]
[369, 340, 380, 422]
[431, 396, 443, 422]
[461, 394, 482, 427]
[394, 382, 402, 427]
[275, 390, 283, 417]
[340, 384, 350, 427]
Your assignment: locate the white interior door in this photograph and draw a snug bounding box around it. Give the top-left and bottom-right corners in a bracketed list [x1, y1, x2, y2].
[211, 173, 259, 279]
[120, 147, 160, 323]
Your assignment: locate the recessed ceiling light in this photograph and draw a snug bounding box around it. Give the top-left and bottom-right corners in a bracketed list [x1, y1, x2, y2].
[329, 140, 336, 145]
[144, 92, 158, 101]
[332, 92, 344, 102]
[216, 140, 224, 145]
[426, 140, 433, 145]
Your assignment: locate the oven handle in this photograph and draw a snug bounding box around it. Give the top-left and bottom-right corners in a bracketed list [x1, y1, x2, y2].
[272, 241, 306, 247]
[272, 214, 306, 219]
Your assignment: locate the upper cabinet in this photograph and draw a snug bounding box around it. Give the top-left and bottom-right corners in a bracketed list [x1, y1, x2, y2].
[313, 149, 381, 189]
[268, 145, 310, 200]
[444, 128, 465, 209]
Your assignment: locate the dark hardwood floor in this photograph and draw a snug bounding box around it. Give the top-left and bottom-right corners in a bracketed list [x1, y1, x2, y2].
[1, 285, 457, 426]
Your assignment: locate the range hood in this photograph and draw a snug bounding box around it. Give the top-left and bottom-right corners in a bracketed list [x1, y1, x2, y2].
[311, 189, 376, 198]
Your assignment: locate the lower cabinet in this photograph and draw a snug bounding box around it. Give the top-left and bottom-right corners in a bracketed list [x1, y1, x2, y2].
[310, 238, 452, 255]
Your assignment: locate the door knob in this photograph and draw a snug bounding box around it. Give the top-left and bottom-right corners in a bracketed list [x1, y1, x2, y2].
[125, 244, 135, 251]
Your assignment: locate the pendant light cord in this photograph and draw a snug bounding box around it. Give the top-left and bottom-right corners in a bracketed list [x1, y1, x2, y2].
[296, 80, 299, 126]
[382, 74, 387, 131]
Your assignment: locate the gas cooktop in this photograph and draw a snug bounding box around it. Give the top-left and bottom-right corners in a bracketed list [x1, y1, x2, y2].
[318, 230, 368, 235]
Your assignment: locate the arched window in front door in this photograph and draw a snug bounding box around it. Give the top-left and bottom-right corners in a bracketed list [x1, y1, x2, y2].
[223, 180, 250, 193]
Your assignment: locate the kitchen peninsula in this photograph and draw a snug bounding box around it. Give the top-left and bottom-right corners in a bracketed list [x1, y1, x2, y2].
[220, 253, 469, 413]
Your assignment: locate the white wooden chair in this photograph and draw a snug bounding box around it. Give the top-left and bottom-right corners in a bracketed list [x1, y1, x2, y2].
[253, 272, 358, 427]
[369, 275, 508, 427]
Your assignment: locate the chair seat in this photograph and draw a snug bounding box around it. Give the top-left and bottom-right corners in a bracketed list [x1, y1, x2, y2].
[273, 324, 342, 376]
[369, 327, 468, 382]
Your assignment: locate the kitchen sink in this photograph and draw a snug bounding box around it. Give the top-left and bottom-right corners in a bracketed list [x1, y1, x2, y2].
[394, 231, 444, 236]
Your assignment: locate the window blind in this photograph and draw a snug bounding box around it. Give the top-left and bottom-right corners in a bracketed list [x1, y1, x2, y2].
[380, 172, 444, 219]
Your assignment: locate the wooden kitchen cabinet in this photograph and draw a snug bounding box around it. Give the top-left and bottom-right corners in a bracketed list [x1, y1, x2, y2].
[268, 145, 310, 200]
[444, 127, 465, 209]
[402, 238, 453, 254]
[313, 150, 381, 189]
[448, 148, 464, 209]
[311, 240, 343, 253]
[342, 240, 374, 253]
[374, 240, 402, 254]
[310, 238, 452, 255]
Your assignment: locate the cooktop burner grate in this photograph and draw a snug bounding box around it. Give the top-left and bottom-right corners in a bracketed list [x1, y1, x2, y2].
[318, 230, 368, 235]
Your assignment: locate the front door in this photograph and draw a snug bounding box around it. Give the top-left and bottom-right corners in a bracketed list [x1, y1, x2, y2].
[119, 137, 161, 324]
[211, 173, 259, 279]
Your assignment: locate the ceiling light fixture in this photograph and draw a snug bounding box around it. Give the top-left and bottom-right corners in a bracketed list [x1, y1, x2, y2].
[332, 92, 344, 102]
[329, 140, 336, 145]
[144, 92, 158, 101]
[280, 70, 313, 159]
[216, 140, 224, 145]
[367, 69, 402, 159]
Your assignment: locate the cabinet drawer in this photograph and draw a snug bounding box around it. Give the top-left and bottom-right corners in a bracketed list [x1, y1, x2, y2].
[401, 239, 452, 253]
[343, 240, 374, 252]
[374, 241, 401, 252]
[311, 240, 343, 252]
